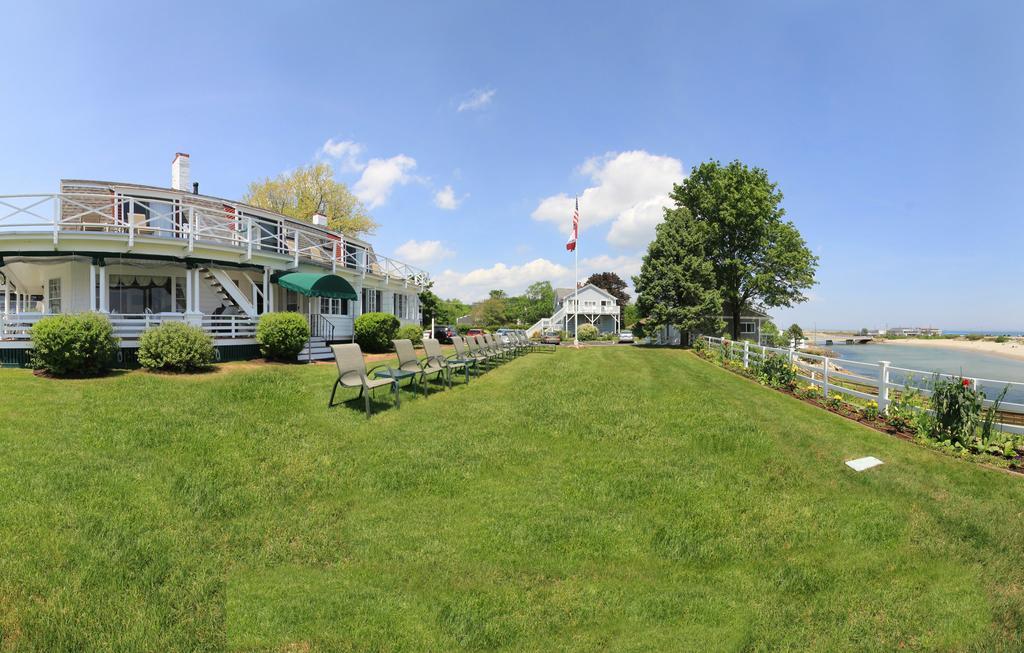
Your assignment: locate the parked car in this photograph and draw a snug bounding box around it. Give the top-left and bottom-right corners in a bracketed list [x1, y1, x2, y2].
[541, 330, 561, 345]
[495, 328, 514, 343]
[466, 328, 486, 337]
[431, 325, 456, 344]
[618, 330, 635, 343]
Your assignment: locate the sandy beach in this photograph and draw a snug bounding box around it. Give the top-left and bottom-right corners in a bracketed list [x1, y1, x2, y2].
[877, 337, 1024, 362]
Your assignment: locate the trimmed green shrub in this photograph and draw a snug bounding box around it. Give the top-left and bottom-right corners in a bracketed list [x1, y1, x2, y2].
[256, 312, 310, 361]
[396, 324, 423, 345]
[355, 312, 400, 353]
[137, 322, 215, 372]
[30, 312, 118, 377]
[577, 324, 599, 341]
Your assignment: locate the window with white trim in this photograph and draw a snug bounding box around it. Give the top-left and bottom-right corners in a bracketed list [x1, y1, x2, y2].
[361, 288, 382, 313]
[393, 293, 407, 320]
[47, 278, 62, 313]
[319, 297, 349, 315]
[740, 321, 755, 334]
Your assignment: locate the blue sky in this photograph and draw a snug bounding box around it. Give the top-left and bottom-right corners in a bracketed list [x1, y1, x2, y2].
[2, 1, 1023, 330]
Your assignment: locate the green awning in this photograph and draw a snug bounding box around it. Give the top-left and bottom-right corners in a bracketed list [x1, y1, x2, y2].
[275, 272, 358, 300]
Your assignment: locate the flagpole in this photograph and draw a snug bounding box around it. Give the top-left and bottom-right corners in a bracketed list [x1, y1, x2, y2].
[573, 197, 579, 348]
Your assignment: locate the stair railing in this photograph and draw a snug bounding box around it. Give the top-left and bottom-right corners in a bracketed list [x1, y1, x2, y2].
[308, 313, 336, 342]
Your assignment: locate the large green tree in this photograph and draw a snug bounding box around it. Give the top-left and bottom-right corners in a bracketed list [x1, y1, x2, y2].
[418, 283, 441, 327]
[633, 206, 723, 336]
[523, 281, 556, 324]
[243, 162, 377, 237]
[660, 160, 818, 340]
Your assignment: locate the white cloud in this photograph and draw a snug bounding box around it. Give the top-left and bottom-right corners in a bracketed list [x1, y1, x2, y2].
[431, 253, 645, 303]
[320, 138, 365, 172]
[531, 150, 684, 250]
[433, 258, 571, 301]
[580, 254, 643, 280]
[457, 88, 496, 112]
[353, 154, 417, 208]
[433, 185, 464, 210]
[394, 239, 455, 266]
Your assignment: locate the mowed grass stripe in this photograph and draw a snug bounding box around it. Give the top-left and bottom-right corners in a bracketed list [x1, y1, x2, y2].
[0, 347, 1022, 650]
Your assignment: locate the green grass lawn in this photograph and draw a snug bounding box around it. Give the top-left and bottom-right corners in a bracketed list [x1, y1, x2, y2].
[2, 347, 1024, 651]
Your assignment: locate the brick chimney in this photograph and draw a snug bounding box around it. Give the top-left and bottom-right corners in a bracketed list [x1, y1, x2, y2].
[171, 153, 190, 191]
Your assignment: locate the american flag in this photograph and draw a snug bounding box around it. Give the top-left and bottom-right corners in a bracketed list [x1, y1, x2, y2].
[566, 197, 578, 252]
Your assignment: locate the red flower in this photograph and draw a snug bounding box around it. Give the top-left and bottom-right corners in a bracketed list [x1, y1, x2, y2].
[962, 378, 970, 387]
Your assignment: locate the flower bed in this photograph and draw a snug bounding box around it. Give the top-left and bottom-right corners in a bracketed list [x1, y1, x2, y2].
[693, 341, 1024, 474]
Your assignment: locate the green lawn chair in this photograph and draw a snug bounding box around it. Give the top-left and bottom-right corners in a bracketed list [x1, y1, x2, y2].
[393, 338, 447, 395]
[473, 335, 500, 366]
[464, 335, 494, 370]
[424, 337, 471, 385]
[328, 343, 400, 416]
[452, 336, 485, 377]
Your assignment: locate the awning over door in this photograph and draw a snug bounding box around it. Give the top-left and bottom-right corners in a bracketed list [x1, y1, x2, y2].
[275, 272, 358, 300]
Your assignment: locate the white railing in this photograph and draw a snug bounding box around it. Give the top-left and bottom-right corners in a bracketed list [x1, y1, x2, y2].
[701, 335, 1024, 435]
[0, 313, 256, 342]
[0, 192, 430, 287]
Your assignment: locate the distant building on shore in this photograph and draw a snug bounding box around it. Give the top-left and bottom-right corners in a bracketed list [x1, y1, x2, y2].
[886, 326, 943, 337]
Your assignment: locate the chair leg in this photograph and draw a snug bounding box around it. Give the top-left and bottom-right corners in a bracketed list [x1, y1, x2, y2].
[364, 390, 371, 417]
[329, 379, 341, 407]
[394, 381, 401, 408]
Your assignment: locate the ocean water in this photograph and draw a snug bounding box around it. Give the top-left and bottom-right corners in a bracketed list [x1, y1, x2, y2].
[829, 342, 1024, 404]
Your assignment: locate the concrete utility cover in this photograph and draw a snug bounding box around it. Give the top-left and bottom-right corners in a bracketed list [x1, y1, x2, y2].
[846, 456, 884, 472]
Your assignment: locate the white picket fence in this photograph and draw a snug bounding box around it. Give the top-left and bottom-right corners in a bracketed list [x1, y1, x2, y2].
[701, 335, 1024, 435]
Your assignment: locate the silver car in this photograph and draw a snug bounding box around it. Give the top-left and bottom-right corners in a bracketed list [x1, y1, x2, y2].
[618, 330, 634, 343]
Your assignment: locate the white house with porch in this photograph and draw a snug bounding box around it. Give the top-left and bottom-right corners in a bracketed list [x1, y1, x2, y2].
[0, 153, 427, 365]
[527, 284, 621, 336]
[649, 305, 773, 346]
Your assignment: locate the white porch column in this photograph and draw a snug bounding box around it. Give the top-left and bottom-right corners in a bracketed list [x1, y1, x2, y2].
[262, 268, 270, 314]
[88, 263, 97, 311]
[98, 264, 109, 313]
[185, 267, 194, 313]
[192, 268, 201, 314]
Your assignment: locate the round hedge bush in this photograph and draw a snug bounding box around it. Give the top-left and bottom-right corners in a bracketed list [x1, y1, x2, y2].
[354, 312, 400, 353]
[256, 312, 311, 361]
[30, 312, 118, 377]
[396, 324, 423, 345]
[577, 324, 599, 341]
[137, 322, 215, 372]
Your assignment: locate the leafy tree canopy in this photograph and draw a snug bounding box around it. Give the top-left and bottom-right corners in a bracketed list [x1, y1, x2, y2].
[243, 162, 377, 237]
[636, 160, 818, 340]
[633, 206, 724, 336]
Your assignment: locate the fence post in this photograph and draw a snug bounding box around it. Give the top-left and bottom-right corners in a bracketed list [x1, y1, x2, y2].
[823, 356, 830, 398]
[743, 341, 749, 368]
[878, 361, 891, 414]
[788, 346, 795, 366]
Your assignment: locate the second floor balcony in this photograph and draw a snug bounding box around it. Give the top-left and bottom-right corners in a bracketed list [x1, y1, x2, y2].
[0, 187, 430, 287]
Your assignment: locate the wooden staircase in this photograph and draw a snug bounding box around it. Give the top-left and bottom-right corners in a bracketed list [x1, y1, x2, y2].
[199, 266, 241, 314]
[298, 336, 334, 362]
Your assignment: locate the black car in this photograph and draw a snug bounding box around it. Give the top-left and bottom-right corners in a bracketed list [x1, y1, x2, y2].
[432, 325, 456, 344]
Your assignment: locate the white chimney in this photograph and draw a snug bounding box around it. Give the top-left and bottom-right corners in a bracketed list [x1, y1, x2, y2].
[312, 213, 329, 227]
[171, 153, 190, 191]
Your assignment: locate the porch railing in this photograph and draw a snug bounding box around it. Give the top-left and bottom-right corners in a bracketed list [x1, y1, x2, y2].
[0, 313, 256, 342]
[0, 192, 430, 287]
